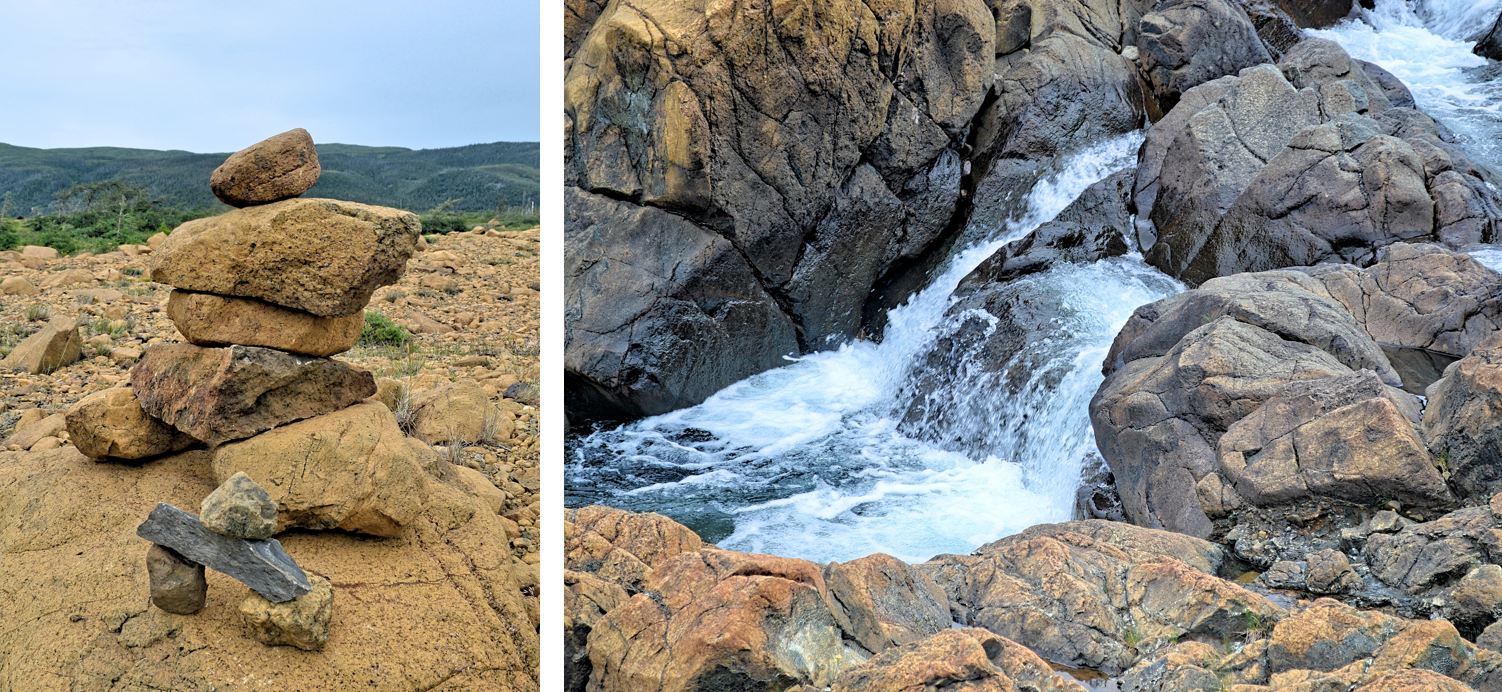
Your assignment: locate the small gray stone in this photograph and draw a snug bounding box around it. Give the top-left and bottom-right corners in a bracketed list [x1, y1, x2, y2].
[1261, 560, 1307, 590]
[240, 575, 334, 651]
[1306, 549, 1362, 595]
[503, 382, 533, 400]
[146, 544, 206, 614]
[200, 472, 277, 539]
[136, 502, 310, 603]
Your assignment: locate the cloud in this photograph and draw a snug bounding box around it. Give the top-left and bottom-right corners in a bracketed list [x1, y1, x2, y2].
[0, 0, 539, 151]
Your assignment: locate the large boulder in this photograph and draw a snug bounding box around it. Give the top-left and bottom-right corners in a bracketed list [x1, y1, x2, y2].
[823, 553, 952, 655]
[1177, 114, 1433, 284]
[65, 387, 197, 460]
[1091, 317, 1353, 536]
[0, 316, 82, 375]
[130, 344, 376, 446]
[1132, 75, 1239, 250]
[209, 128, 321, 208]
[1310, 243, 1502, 357]
[212, 402, 431, 538]
[1145, 64, 1321, 281]
[1477, 12, 1502, 61]
[1136, 0, 1273, 113]
[1217, 370, 1451, 508]
[148, 198, 421, 318]
[166, 290, 364, 357]
[0, 446, 537, 690]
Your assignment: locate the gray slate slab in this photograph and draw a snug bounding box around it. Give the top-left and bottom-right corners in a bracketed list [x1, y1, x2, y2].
[136, 502, 311, 603]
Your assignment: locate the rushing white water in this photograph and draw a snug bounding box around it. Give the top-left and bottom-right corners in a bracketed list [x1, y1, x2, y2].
[1310, 0, 1502, 167]
[567, 132, 1186, 564]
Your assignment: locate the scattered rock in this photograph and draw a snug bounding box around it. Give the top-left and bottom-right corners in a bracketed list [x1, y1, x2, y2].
[239, 575, 333, 651]
[3, 412, 67, 451]
[130, 343, 376, 446]
[1306, 548, 1363, 595]
[166, 290, 364, 357]
[212, 401, 430, 538]
[147, 197, 420, 317]
[209, 128, 321, 208]
[135, 502, 310, 603]
[65, 387, 197, 460]
[39, 268, 95, 289]
[199, 471, 277, 540]
[0, 315, 83, 375]
[0, 277, 37, 295]
[145, 543, 206, 615]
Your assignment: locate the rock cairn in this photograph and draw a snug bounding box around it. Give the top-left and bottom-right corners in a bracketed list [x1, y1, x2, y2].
[61, 129, 426, 650]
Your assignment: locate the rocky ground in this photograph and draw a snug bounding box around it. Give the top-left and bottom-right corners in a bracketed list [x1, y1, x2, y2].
[0, 221, 541, 690]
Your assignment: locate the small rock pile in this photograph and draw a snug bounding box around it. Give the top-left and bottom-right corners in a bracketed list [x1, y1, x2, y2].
[60, 129, 429, 648]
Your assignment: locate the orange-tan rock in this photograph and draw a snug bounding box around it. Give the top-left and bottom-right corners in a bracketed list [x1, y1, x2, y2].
[212, 401, 431, 538]
[0, 315, 82, 375]
[166, 290, 364, 357]
[147, 198, 420, 317]
[65, 386, 196, 460]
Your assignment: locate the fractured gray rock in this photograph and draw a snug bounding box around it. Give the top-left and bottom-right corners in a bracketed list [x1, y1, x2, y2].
[200, 472, 277, 540]
[136, 502, 310, 603]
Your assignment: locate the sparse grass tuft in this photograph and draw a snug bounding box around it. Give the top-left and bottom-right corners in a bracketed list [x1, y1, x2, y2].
[23, 304, 51, 322]
[121, 267, 142, 277]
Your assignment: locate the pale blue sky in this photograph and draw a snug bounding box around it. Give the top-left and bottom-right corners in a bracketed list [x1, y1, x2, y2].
[0, 0, 539, 152]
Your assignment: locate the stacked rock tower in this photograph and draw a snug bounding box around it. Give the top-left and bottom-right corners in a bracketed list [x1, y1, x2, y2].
[62, 129, 430, 649]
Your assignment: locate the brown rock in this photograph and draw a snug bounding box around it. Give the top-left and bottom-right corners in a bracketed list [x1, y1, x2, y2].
[0, 316, 82, 375]
[209, 128, 321, 208]
[239, 575, 334, 651]
[20, 245, 58, 260]
[565, 569, 631, 691]
[166, 290, 364, 357]
[0, 277, 37, 295]
[130, 343, 376, 446]
[1267, 598, 1406, 673]
[565, 505, 704, 584]
[148, 198, 421, 318]
[145, 232, 168, 249]
[0, 446, 537, 689]
[1306, 549, 1363, 595]
[1422, 332, 1502, 500]
[39, 268, 95, 289]
[146, 544, 206, 615]
[212, 402, 429, 538]
[65, 387, 197, 460]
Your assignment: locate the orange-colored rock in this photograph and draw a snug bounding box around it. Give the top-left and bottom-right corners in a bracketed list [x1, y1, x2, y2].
[209, 128, 321, 207]
[166, 290, 363, 357]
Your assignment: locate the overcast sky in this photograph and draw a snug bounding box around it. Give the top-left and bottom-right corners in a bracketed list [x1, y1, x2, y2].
[0, 0, 539, 152]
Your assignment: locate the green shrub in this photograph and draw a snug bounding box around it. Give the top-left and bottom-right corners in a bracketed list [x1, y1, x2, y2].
[359, 311, 412, 347]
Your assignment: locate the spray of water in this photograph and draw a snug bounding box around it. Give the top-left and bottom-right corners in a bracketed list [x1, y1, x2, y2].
[567, 132, 1187, 563]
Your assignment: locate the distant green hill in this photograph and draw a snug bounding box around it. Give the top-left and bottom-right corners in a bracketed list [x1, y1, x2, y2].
[0, 141, 539, 215]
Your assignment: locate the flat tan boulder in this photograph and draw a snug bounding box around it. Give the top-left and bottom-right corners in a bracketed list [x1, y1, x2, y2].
[20, 245, 58, 260]
[213, 401, 430, 537]
[166, 290, 364, 357]
[209, 128, 322, 207]
[130, 343, 376, 446]
[0, 277, 37, 295]
[39, 268, 95, 289]
[65, 387, 196, 460]
[0, 446, 537, 690]
[145, 231, 168, 249]
[148, 198, 421, 318]
[0, 316, 82, 374]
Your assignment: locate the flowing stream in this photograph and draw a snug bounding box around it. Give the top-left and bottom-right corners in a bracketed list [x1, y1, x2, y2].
[566, 0, 1502, 565]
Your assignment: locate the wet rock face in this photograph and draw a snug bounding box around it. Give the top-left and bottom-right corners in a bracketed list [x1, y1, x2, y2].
[1477, 12, 1502, 61]
[130, 343, 376, 447]
[1136, 0, 1272, 114]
